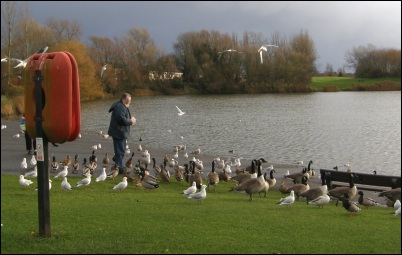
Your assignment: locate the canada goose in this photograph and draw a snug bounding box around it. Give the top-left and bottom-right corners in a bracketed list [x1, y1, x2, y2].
[230, 159, 266, 201]
[300, 177, 328, 204]
[357, 191, 381, 209]
[278, 180, 290, 194]
[174, 163, 185, 182]
[234, 164, 257, 184]
[285, 167, 309, 184]
[207, 161, 219, 191]
[188, 161, 202, 189]
[341, 193, 361, 216]
[378, 188, 401, 204]
[259, 163, 270, 197]
[308, 194, 331, 208]
[265, 169, 277, 188]
[244, 158, 267, 172]
[286, 176, 310, 200]
[277, 190, 295, 206]
[181, 181, 197, 195]
[306, 160, 314, 176]
[328, 173, 357, 206]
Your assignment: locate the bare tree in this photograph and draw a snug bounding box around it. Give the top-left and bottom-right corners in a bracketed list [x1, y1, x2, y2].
[46, 17, 82, 43]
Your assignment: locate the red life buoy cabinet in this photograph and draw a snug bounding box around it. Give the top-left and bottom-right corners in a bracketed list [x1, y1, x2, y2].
[24, 51, 81, 144]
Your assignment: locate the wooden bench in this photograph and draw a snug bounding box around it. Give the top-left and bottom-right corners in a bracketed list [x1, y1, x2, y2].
[320, 169, 401, 192]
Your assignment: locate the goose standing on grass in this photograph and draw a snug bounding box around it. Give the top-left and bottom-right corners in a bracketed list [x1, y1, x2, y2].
[357, 191, 382, 209]
[278, 180, 290, 194]
[230, 159, 266, 202]
[300, 177, 328, 204]
[285, 167, 309, 184]
[328, 173, 357, 206]
[277, 190, 295, 207]
[187, 184, 207, 203]
[265, 169, 277, 188]
[159, 161, 170, 182]
[286, 176, 310, 200]
[206, 161, 219, 191]
[341, 193, 361, 216]
[378, 188, 401, 204]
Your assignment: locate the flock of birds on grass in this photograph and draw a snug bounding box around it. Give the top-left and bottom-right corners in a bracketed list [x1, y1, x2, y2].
[2, 102, 400, 216]
[14, 130, 401, 216]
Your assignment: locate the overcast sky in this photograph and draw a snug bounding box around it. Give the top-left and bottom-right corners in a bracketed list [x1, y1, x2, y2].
[26, 1, 401, 73]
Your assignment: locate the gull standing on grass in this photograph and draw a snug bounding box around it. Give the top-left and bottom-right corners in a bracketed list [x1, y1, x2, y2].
[258, 44, 279, 64]
[113, 177, 128, 190]
[187, 184, 207, 203]
[175, 106, 185, 116]
[61, 177, 73, 190]
[19, 175, 33, 187]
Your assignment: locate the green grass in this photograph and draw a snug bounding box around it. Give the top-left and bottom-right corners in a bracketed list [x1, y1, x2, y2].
[1, 174, 400, 254]
[310, 76, 401, 91]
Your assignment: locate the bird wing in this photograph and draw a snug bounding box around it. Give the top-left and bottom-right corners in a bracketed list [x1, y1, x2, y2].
[175, 106, 184, 114]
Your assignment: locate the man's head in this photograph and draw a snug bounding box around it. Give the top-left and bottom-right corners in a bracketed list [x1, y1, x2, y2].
[121, 93, 131, 107]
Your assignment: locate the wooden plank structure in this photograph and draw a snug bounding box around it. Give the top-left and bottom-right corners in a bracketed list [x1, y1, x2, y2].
[320, 169, 401, 192]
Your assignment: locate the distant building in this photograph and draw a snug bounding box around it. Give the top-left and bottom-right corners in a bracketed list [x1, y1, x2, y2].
[149, 71, 183, 81]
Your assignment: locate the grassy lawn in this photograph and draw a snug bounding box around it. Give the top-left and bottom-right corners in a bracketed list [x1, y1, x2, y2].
[1, 174, 400, 254]
[310, 77, 401, 91]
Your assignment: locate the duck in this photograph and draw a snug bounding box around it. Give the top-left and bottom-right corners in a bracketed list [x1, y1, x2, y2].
[357, 190, 381, 209]
[59, 155, 72, 167]
[122, 167, 135, 183]
[103, 153, 110, 166]
[113, 177, 128, 190]
[72, 154, 79, 174]
[286, 176, 310, 200]
[159, 161, 170, 182]
[277, 190, 295, 206]
[187, 184, 207, 203]
[206, 160, 219, 191]
[81, 158, 92, 177]
[308, 194, 331, 208]
[230, 159, 266, 202]
[187, 161, 202, 189]
[174, 162, 185, 182]
[341, 193, 361, 216]
[139, 169, 159, 191]
[107, 163, 119, 180]
[278, 180, 290, 194]
[50, 155, 59, 174]
[126, 152, 135, 168]
[151, 157, 161, 175]
[378, 188, 401, 204]
[327, 173, 357, 206]
[300, 177, 328, 204]
[181, 181, 197, 195]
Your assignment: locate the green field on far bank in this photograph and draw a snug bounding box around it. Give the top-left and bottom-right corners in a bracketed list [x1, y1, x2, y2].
[310, 76, 401, 91]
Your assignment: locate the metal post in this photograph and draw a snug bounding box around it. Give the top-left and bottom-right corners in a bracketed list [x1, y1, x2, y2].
[34, 69, 51, 237]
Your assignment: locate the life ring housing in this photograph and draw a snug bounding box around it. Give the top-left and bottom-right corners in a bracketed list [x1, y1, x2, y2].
[24, 51, 81, 144]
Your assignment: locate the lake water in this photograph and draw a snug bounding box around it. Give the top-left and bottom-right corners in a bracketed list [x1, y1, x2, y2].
[81, 91, 401, 176]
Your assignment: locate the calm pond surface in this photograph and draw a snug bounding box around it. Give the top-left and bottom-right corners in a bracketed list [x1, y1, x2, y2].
[81, 91, 401, 176]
